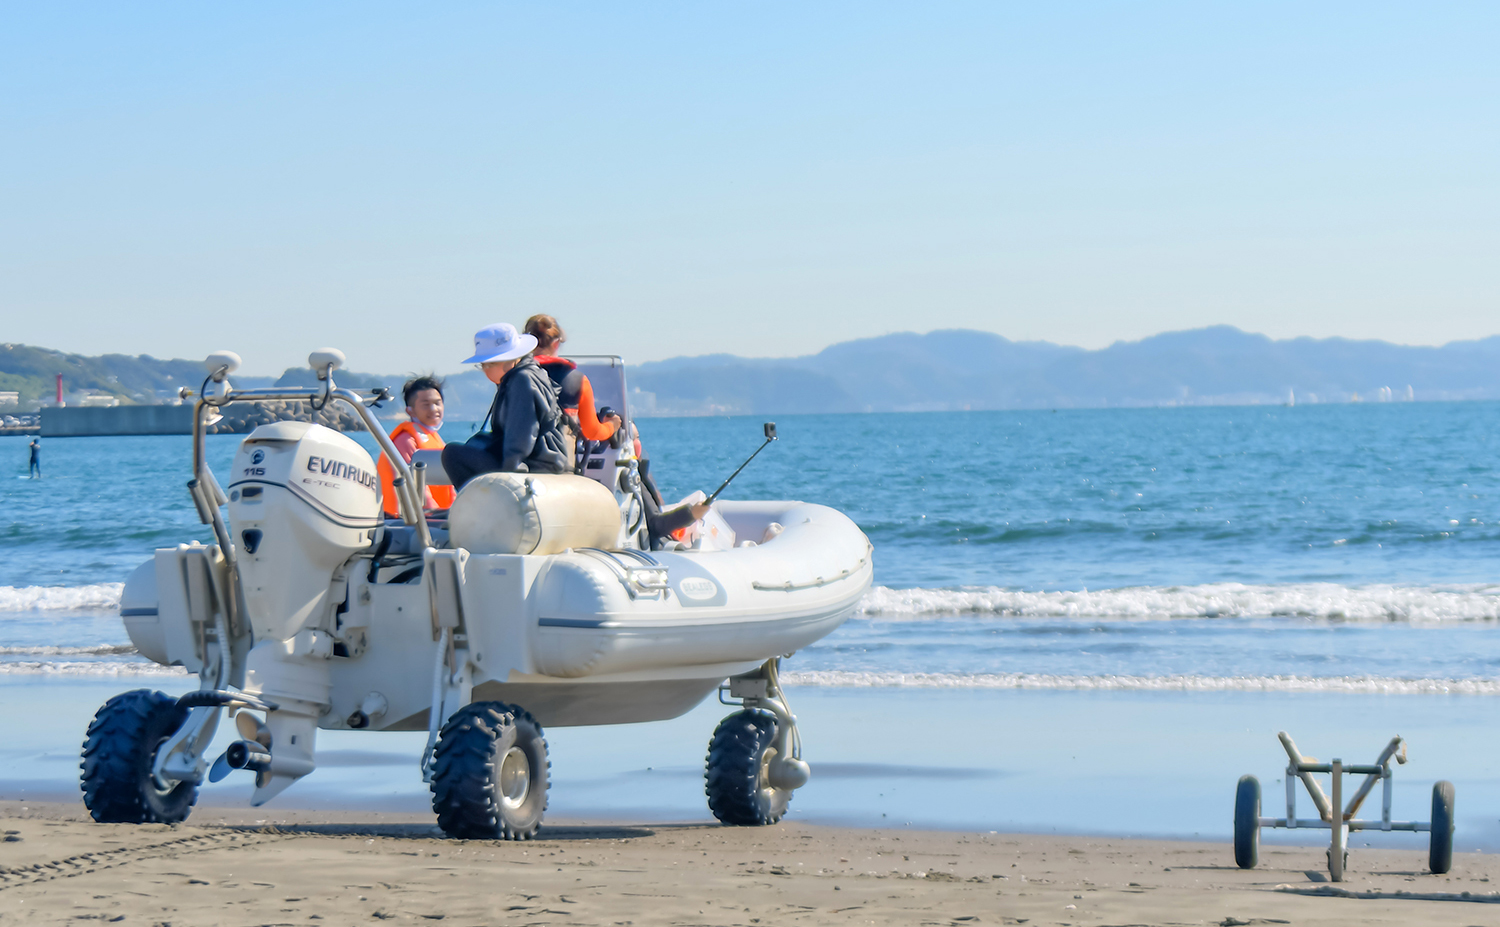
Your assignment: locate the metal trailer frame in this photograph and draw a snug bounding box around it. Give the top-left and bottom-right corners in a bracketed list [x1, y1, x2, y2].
[1235, 731, 1453, 881]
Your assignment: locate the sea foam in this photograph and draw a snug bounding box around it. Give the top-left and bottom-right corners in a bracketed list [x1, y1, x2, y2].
[7, 579, 1500, 623]
[856, 582, 1500, 622]
[4, 655, 1496, 694]
[0, 583, 124, 612]
[781, 670, 1500, 695]
[0, 645, 136, 656]
[0, 660, 187, 677]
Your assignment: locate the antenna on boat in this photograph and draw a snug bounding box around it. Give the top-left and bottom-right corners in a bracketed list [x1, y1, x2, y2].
[704, 422, 777, 505]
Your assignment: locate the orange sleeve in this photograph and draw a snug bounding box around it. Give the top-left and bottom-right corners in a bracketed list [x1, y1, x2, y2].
[377, 453, 398, 517]
[576, 375, 618, 441]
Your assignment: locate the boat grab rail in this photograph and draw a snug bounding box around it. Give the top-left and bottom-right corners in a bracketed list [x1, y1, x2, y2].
[575, 547, 670, 598]
[752, 549, 870, 592]
[183, 377, 431, 549]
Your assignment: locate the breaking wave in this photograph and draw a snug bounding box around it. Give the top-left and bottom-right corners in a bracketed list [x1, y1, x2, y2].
[0, 645, 136, 656]
[856, 583, 1500, 622]
[8, 580, 1500, 624]
[0, 660, 187, 677]
[781, 670, 1500, 694]
[0, 583, 124, 612]
[5, 656, 1497, 694]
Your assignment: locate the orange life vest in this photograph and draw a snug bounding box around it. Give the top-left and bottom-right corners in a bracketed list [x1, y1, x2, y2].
[377, 421, 456, 517]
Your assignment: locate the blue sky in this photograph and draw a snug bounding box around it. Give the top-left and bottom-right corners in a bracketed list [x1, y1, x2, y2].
[2, 3, 1496, 375]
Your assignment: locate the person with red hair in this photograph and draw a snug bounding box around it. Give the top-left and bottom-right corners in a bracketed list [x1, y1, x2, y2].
[523, 315, 621, 459]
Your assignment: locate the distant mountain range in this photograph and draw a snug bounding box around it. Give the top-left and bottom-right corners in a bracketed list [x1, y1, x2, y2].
[7, 327, 1500, 419]
[628, 327, 1500, 414]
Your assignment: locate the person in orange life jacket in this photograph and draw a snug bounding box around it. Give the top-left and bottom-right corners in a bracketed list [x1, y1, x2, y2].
[621, 417, 711, 548]
[440, 323, 570, 490]
[522, 314, 622, 447]
[376, 375, 456, 517]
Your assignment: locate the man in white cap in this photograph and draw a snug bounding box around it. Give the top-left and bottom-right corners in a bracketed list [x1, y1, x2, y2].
[441, 322, 571, 489]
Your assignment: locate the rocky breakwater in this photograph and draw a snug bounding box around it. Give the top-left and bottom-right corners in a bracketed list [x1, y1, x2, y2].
[207, 399, 370, 435]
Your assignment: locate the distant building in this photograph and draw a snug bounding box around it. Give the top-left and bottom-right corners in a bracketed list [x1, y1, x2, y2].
[74, 390, 120, 408]
[630, 386, 658, 416]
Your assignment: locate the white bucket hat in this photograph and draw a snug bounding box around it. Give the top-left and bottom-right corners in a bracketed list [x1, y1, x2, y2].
[461, 323, 537, 365]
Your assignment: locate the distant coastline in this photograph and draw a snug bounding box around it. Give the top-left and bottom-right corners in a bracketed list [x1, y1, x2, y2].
[7, 325, 1500, 420]
[629, 325, 1500, 416]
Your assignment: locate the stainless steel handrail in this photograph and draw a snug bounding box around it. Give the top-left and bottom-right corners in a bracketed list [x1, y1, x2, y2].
[186, 381, 431, 549]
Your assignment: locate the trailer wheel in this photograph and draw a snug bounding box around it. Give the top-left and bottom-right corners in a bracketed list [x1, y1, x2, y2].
[1429, 780, 1455, 874]
[430, 702, 549, 840]
[1233, 775, 1260, 869]
[80, 689, 198, 824]
[1326, 845, 1348, 881]
[705, 709, 790, 826]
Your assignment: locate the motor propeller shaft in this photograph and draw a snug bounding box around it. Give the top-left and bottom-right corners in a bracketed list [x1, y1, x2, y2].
[225, 739, 273, 772]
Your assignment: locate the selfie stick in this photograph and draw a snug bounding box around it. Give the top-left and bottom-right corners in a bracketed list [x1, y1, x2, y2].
[704, 423, 778, 505]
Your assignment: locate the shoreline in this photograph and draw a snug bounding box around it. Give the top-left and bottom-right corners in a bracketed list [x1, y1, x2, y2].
[4, 800, 1498, 926]
[0, 784, 1452, 856]
[8, 678, 1500, 850]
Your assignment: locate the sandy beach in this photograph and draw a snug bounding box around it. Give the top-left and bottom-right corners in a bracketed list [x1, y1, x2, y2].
[2, 800, 1497, 926]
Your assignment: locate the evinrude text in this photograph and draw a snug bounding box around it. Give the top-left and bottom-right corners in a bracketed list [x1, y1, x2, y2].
[305, 455, 378, 491]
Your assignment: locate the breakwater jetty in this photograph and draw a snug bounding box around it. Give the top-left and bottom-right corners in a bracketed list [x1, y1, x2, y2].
[42, 405, 193, 437]
[41, 401, 373, 437]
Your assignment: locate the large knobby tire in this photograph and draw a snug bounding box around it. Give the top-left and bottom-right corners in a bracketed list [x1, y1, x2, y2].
[430, 702, 549, 840]
[1429, 780, 1455, 874]
[705, 709, 791, 826]
[80, 689, 198, 824]
[1233, 775, 1260, 869]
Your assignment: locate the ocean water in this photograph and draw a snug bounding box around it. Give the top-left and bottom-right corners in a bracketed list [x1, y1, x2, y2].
[5, 402, 1500, 689]
[5, 403, 1500, 844]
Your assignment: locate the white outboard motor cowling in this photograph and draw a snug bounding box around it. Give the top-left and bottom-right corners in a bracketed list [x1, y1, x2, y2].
[228, 421, 380, 643]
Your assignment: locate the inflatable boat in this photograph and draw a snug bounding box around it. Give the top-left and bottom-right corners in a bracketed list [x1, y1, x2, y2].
[83, 349, 872, 839]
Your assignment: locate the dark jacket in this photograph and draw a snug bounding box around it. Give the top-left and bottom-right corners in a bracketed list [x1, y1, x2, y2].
[487, 357, 569, 473]
[535, 355, 585, 409]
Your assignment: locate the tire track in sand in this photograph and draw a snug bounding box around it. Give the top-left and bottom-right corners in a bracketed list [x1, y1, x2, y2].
[0, 828, 285, 890]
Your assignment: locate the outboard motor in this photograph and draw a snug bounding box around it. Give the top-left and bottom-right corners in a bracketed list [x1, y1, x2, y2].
[226, 421, 380, 802]
[229, 421, 380, 642]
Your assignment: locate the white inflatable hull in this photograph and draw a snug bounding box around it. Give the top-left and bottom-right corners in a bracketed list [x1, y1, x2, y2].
[125, 500, 871, 730]
[343, 500, 869, 729]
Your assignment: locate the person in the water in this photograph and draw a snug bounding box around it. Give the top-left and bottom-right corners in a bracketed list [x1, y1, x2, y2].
[27, 437, 40, 478]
